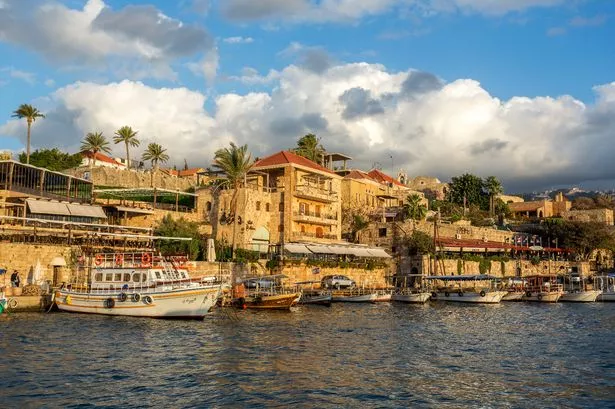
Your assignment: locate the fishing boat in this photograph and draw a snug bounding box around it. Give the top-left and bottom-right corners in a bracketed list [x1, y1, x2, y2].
[55, 252, 222, 319]
[426, 274, 508, 304]
[233, 275, 300, 310]
[559, 275, 601, 303]
[295, 281, 332, 306]
[524, 275, 564, 303]
[595, 274, 615, 301]
[372, 289, 393, 302]
[331, 288, 378, 303]
[501, 277, 526, 301]
[391, 275, 432, 304]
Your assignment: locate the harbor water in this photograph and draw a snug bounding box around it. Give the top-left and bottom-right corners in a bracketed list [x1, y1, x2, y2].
[1, 303, 614, 408]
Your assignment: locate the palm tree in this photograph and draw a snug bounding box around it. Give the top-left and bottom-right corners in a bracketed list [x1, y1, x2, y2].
[12, 104, 45, 164]
[213, 142, 254, 256]
[80, 131, 111, 174]
[403, 194, 428, 221]
[113, 126, 140, 169]
[142, 143, 170, 187]
[293, 133, 325, 164]
[483, 176, 503, 217]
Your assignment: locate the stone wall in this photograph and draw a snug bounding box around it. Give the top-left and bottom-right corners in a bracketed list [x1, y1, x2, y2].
[561, 208, 614, 225]
[67, 166, 195, 190]
[277, 264, 389, 288]
[0, 242, 77, 288]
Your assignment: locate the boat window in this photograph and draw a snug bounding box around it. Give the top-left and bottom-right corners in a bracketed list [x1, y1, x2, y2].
[95, 273, 103, 282]
[105, 273, 113, 281]
[155, 271, 162, 279]
[181, 271, 187, 279]
[114, 273, 122, 281]
[123, 273, 131, 281]
[132, 273, 141, 282]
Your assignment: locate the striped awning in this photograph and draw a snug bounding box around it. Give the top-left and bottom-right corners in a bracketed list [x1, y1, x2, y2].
[367, 248, 391, 258]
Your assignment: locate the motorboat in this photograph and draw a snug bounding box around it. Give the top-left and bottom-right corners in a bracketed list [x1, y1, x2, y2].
[295, 281, 332, 306]
[372, 289, 393, 302]
[55, 252, 222, 319]
[595, 274, 615, 301]
[331, 288, 378, 303]
[391, 274, 432, 304]
[233, 275, 300, 310]
[425, 274, 508, 304]
[524, 275, 564, 303]
[501, 277, 526, 301]
[559, 274, 601, 303]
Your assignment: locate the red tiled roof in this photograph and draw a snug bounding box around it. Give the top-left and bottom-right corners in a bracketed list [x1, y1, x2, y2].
[344, 169, 378, 182]
[253, 151, 336, 175]
[367, 169, 406, 187]
[81, 151, 123, 166]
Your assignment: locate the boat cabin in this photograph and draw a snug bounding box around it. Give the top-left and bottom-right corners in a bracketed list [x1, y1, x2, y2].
[525, 275, 563, 294]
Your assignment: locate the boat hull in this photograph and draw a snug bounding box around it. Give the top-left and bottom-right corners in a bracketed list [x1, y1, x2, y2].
[299, 293, 332, 306]
[55, 286, 220, 318]
[432, 290, 507, 304]
[598, 292, 615, 302]
[331, 292, 377, 303]
[373, 293, 392, 302]
[524, 291, 562, 303]
[560, 290, 601, 303]
[392, 292, 431, 303]
[241, 293, 300, 310]
[502, 291, 525, 301]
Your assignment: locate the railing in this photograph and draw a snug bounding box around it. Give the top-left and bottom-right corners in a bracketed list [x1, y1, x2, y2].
[294, 185, 338, 202]
[292, 211, 338, 225]
[291, 231, 338, 240]
[526, 284, 564, 293]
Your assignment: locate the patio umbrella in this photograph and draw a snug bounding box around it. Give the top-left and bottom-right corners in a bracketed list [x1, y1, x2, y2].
[206, 238, 216, 262]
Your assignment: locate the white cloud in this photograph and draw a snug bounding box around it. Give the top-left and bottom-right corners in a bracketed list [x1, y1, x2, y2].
[223, 36, 255, 44]
[228, 67, 280, 85]
[187, 47, 219, 85]
[44, 79, 55, 87]
[1, 63, 614, 191]
[1, 67, 36, 84]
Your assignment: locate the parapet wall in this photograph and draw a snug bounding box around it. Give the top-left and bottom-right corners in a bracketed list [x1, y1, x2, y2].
[67, 166, 196, 190]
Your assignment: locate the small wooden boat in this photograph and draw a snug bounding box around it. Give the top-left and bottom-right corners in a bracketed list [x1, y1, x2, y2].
[392, 290, 432, 303]
[391, 274, 431, 304]
[295, 281, 332, 306]
[560, 275, 601, 302]
[524, 275, 563, 303]
[372, 289, 393, 302]
[233, 275, 300, 310]
[331, 288, 377, 303]
[426, 275, 507, 304]
[241, 292, 300, 310]
[595, 274, 615, 301]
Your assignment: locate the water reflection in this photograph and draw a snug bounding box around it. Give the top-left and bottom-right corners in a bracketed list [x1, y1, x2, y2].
[1, 303, 614, 408]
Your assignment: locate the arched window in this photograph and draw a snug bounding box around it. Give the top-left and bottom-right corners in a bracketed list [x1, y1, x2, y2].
[206, 201, 212, 211]
[316, 227, 324, 238]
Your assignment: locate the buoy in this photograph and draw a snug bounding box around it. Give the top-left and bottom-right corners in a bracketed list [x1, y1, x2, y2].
[143, 295, 153, 305]
[94, 254, 103, 266]
[105, 298, 115, 308]
[118, 292, 127, 302]
[132, 293, 141, 302]
[141, 253, 152, 267]
[65, 295, 72, 305]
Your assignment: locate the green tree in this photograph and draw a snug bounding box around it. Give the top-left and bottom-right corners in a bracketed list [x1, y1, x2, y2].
[405, 231, 435, 256]
[18, 148, 82, 171]
[12, 104, 45, 164]
[213, 142, 254, 256]
[80, 131, 111, 174]
[154, 215, 202, 260]
[403, 193, 428, 220]
[350, 214, 370, 243]
[572, 196, 595, 210]
[142, 143, 170, 187]
[447, 173, 487, 211]
[483, 176, 503, 216]
[557, 221, 615, 261]
[293, 133, 325, 164]
[113, 126, 140, 169]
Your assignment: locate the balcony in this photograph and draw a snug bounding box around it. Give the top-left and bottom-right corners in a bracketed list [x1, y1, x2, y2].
[291, 231, 338, 241]
[294, 184, 338, 203]
[293, 211, 338, 226]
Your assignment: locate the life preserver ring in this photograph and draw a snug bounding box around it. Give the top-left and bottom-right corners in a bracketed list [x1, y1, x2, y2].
[526, 291, 532, 298]
[118, 292, 127, 302]
[115, 254, 124, 266]
[143, 295, 153, 305]
[141, 253, 152, 267]
[444, 292, 450, 297]
[431, 292, 437, 299]
[458, 291, 464, 297]
[65, 295, 72, 305]
[94, 254, 103, 266]
[537, 293, 543, 301]
[8, 298, 18, 309]
[104, 298, 115, 308]
[480, 290, 486, 297]
[132, 293, 141, 302]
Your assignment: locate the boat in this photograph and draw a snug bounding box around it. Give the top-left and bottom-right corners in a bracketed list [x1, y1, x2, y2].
[55, 252, 222, 319]
[524, 275, 564, 303]
[331, 288, 378, 303]
[233, 275, 300, 310]
[295, 281, 332, 306]
[425, 274, 508, 304]
[595, 274, 615, 301]
[501, 277, 526, 301]
[559, 274, 601, 303]
[373, 289, 393, 302]
[391, 274, 432, 304]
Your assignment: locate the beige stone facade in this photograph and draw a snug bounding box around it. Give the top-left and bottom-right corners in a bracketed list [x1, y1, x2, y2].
[508, 192, 571, 219]
[561, 208, 614, 225]
[66, 166, 196, 190]
[405, 176, 448, 200]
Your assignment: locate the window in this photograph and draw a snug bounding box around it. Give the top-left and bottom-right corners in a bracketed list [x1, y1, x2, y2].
[95, 273, 103, 282]
[299, 203, 306, 214]
[301, 225, 306, 233]
[206, 201, 212, 211]
[114, 273, 122, 281]
[123, 273, 131, 281]
[155, 271, 162, 279]
[105, 273, 113, 282]
[379, 228, 387, 237]
[266, 203, 270, 212]
[315, 205, 321, 217]
[279, 202, 284, 211]
[316, 227, 324, 238]
[132, 273, 142, 282]
[256, 201, 261, 211]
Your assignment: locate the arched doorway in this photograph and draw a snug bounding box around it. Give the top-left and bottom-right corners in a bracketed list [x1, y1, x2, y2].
[315, 227, 324, 238]
[251, 226, 270, 254]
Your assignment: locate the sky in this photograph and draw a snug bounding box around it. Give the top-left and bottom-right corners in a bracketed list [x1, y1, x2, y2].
[0, 0, 614, 193]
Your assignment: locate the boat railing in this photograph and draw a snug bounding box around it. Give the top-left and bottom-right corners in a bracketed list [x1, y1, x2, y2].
[526, 283, 564, 293]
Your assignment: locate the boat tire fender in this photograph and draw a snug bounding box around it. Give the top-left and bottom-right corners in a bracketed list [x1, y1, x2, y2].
[237, 297, 245, 307]
[132, 293, 141, 302]
[526, 291, 532, 298]
[458, 291, 464, 297]
[430, 292, 437, 300]
[8, 298, 17, 309]
[105, 298, 115, 308]
[143, 295, 153, 305]
[444, 292, 450, 297]
[118, 292, 128, 302]
[537, 293, 543, 301]
[480, 290, 486, 297]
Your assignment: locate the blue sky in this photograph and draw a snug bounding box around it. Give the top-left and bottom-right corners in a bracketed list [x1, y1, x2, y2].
[0, 0, 614, 192]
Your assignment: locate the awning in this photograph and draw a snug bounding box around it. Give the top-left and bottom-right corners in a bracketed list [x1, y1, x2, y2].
[284, 243, 312, 254]
[112, 205, 154, 215]
[324, 246, 349, 255]
[67, 203, 107, 218]
[367, 248, 391, 258]
[306, 244, 332, 254]
[26, 199, 71, 216]
[346, 247, 374, 257]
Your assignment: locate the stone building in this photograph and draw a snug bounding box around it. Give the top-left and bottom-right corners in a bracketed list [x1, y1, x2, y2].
[508, 192, 571, 219]
[560, 208, 614, 225]
[405, 176, 449, 200]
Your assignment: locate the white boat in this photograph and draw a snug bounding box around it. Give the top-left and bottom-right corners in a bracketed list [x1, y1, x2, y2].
[55, 252, 222, 319]
[502, 291, 525, 301]
[501, 277, 526, 301]
[373, 289, 393, 302]
[595, 274, 615, 301]
[392, 290, 432, 303]
[524, 275, 564, 303]
[391, 274, 432, 304]
[331, 288, 377, 303]
[425, 274, 507, 304]
[295, 281, 332, 306]
[559, 275, 601, 303]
